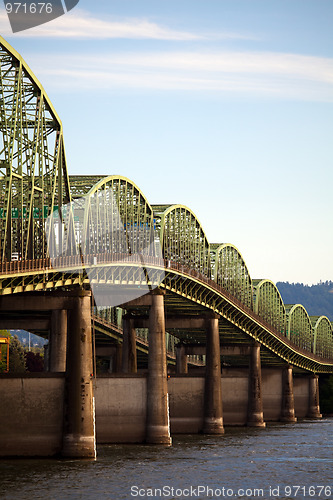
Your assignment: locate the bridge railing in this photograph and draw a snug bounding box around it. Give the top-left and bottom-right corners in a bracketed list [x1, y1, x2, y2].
[88, 255, 333, 362]
[0, 258, 52, 274]
[0, 253, 164, 274]
[163, 259, 333, 363]
[1, 254, 332, 361]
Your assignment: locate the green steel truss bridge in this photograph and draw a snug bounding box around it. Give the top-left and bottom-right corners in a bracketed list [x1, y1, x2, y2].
[1, 37, 332, 374]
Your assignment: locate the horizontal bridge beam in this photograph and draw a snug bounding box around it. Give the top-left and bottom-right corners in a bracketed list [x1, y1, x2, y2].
[129, 315, 207, 329]
[0, 317, 50, 330]
[184, 345, 252, 356]
[0, 290, 91, 311]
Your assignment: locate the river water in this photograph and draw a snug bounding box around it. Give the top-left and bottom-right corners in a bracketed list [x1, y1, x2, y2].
[0, 418, 332, 500]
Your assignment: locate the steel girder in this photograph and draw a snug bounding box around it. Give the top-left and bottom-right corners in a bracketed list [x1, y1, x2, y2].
[286, 304, 313, 352]
[0, 36, 72, 261]
[1, 257, 333, 372]
[160, 263, 333, 373]
[54, 175, 156, 259]
[0, 37, 332, 373]
[83, 176, 156, 257]
[92, 313, 192, 367]
[69, 175, 107, 198]
[253, 279, 286, 336]
[153, 204, 211, 278]
[311, 316, 333, 358]
[211, 243, 252, 309]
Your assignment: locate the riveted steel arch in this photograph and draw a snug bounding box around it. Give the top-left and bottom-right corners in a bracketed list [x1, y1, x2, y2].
[253, 279, 286, 335]
[211, 243, 253, 309]
[81, 176, 156, 256]
[153, 204, 211, 278]
[0, 36, 72, 261]
[286, 304, 313, 351]
[311, 316, 333, 359]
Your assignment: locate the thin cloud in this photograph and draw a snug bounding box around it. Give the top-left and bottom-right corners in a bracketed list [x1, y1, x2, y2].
[77, 51, 333, 84]
[0, 9, 250, 41]
[28, 50, 333, 101]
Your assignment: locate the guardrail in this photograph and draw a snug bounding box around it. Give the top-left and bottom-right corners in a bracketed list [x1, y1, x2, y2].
[1, 253, 332, 363]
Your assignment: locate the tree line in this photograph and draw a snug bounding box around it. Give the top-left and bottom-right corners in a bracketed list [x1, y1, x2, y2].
[276, 280, 333, 321]
[0, 331, 44, 373]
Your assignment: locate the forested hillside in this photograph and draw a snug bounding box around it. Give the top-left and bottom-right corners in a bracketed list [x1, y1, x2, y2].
[276, 281, 333, 321]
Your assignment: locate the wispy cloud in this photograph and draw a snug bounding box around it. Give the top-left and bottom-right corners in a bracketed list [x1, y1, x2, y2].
[28, 50, 333, 101]
[0, 9, 250, 41]
[1, 6, 332, 101]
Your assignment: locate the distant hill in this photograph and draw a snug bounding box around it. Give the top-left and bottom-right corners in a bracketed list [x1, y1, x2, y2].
[10, 330, 48, 348]
[276, 281, 333, 321]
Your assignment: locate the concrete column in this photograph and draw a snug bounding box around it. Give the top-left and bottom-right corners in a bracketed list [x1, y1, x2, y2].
[281, 365, 297, 422]
[307, 374, 322, 419]
[146, 290, 172, 445]
[43, 343, 49, 372]
[49, 309, 67, 372]
[122, 316, 137, 373]
[115, 342, 123, 373]
[176, 344, 188, 374]
[62, 291, 96, 458]
[247, 342, 266, 427]
[203, 314, 224, 434]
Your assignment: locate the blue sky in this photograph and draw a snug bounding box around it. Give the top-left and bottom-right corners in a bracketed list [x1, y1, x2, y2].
[1, 0, 332, 285]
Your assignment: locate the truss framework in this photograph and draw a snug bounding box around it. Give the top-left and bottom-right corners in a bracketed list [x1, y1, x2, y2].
[311, 316, 333, 358]
[0, 36, 72, 261]
[153, 204, 211, 277]
[253, 279, 286, 336]
[0, 37, 332, 372]
[2, 257, 332, 372]
[286, 304, 313, 351]
[211, 243, 252, 309]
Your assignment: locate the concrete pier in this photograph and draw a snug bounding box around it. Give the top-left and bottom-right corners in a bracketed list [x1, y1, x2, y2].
[176, 343, 188, 374]
[146, 290, 172, 445]
[247, 342, 266, 427]
[49, 309, 67, 372]
[62, 291, 96, 458]
[281, 365, 297, 422]
[115, 342, 123, 373]
[122, 315, 137, 373]
[307, 374, 322, 419]
[203, 314, 224, 434]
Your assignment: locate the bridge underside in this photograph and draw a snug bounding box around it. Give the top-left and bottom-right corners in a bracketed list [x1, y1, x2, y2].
[1, 36, 331, 460]
[1, 36, 332, 374]
[0, 282, 330, 374]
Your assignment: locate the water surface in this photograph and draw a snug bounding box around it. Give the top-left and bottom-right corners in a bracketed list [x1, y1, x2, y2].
[0, 419, 332, 500]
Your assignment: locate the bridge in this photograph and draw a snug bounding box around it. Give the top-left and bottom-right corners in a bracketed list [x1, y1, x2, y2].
[0, 36, 332, 458]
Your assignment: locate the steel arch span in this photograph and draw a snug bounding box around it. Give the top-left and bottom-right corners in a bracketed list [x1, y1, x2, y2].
[82, 175, 157, 257]
[48, 175, 157, 259]
[153, 204, 211, 278]
[211, 243, 252, 309]
[253, 279, 286, 336]
[286, 304, 313, 352]
[0, 37, 332, 373]
[311, 316, 333, 359]
[0, 36, 72, 262]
